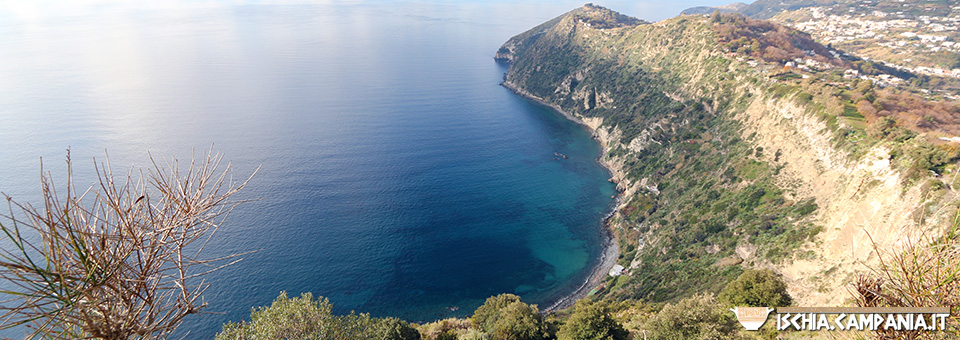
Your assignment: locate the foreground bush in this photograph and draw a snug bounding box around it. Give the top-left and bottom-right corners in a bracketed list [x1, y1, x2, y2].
[417, 318, 472, 340]
[642, 294, 741, 340]
[376, 317, 424, 340]
[216, 292, 420, 340]
[0, 150, 254, 339]
[852, 207, 960, 339]
[718, 268, 793, 307]
[557, 301, 628, 340]
[471, 294, 548, 340]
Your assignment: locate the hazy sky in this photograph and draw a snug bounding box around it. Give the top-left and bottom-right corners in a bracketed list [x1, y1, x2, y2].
[0, 0, 744, 23]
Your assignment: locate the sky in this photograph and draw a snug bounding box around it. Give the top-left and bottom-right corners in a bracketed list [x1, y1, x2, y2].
[0, 0, 745, 23]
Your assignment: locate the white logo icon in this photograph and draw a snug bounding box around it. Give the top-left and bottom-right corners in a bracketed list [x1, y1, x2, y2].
[730, 307, 774, 331]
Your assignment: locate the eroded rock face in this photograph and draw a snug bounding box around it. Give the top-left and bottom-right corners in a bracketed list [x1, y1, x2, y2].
[737, 94, 933, 307]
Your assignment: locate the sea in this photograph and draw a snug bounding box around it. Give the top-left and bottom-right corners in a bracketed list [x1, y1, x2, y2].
[0, 0, 684, 337]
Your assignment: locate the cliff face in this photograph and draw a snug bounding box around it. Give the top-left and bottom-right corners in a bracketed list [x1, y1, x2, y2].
[498, 5, 949, 305]
[735, 91, 935, 307]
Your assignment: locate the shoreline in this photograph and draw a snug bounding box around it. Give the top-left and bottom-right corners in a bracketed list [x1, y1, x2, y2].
[500, 80, 624, 313]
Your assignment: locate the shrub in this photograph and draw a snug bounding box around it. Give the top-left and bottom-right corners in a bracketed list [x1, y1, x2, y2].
[794, 199, 818, 217]
[374, 317, 422, 340]
[906, 143, 951, 173]
[491, 301, 548, 340]
[642, 294, 741, 340]
[455, 328, 489, 340]
[866, 116, 898, 139]
[0, 150, 255, 339]
[893, 140, 955, 181]
[471, 294, 547, 340]
[718, 269, 793, 307]
[852, 207, 960, 339]
[472, 294, 522, 332]
[215, 292, 368, 339]
[557, 301, 628, 340]
[216, 292, 415, 340]
[417, 318, 469, 340]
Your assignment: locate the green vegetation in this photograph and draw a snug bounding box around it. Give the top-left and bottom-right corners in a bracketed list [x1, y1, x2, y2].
[216, 292, 420, 340]
[718, 269, 793, 307]
[211, 288, 783, 340]
[471, 294, 549, 340]
[556, 301, 628, 340]
[416, 318, 475, 340]
[641, 294, 741, 340]
[377, 318, 426, 340]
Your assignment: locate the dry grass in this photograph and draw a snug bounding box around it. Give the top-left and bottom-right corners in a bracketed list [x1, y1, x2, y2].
[0, 149, 256, 339]
[852, 201, 960, 339]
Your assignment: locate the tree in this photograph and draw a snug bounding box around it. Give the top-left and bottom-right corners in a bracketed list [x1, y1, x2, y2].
[0, 150, 256, 339]
[557, 301, 628, 340]
[642, 294, 741, 340]
[718, 269, 792, 308]
[857, 100, 878, 121]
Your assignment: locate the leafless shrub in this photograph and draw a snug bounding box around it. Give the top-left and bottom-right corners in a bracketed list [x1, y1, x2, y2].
[0, 149, 257, 339]
[853, 205, 960, 339]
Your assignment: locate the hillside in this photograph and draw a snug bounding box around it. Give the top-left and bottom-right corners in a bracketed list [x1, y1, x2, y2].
[498, 3, 959, 310]
[680, 2, 748, 16]
[739, 0, 839, 20]
[682, 0, 837, 20]
[684, 0, 960, 97]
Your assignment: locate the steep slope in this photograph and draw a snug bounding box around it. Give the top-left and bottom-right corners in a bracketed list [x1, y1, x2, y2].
[497, 4, 956, 306]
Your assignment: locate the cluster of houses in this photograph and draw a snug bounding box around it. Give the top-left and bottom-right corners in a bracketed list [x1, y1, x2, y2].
[792, 9, 919, 44]
[783, 6, 960, 78]
[842, 69, 905, 88]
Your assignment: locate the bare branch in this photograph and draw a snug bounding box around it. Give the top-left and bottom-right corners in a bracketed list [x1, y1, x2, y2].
[0, 149, 255, 340]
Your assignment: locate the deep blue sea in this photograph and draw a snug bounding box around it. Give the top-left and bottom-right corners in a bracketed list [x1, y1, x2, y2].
[0, 0, 714, 337]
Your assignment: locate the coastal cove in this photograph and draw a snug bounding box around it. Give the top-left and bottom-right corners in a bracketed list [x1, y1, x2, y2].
[0, 2, 620, 338]
[500, 79, 625, 313]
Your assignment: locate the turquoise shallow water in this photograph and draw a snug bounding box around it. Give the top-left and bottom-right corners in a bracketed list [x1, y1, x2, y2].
[0, 1, 620, 337]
